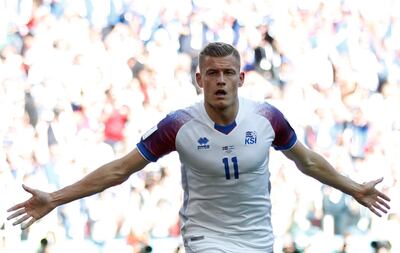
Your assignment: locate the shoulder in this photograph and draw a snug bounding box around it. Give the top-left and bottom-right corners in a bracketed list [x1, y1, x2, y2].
[158, 108, 194, 130]
[138, 107, 196, 162]
[239, 98, 296, 150]
[237, 97, 284, 124]
[240, 97, 283, 119]
[165, 108, 193, 122]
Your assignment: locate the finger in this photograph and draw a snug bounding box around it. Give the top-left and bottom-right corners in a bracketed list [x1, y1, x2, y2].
[371, 177, 384, 188]
[21, 217, 36, 230]
[369, 206, 382, 217]
[7, 201, 28, 212]
[13, 214, 31, 226]
[7, 208, 26, 220]
[372, 202, 388, 214]
[22, 184, 35, 195]
[377, 197, 391, 209]
[377, 191, 391, 202]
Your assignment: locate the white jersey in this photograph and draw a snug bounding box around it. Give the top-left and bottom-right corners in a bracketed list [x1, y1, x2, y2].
[137, 97, 297, 252]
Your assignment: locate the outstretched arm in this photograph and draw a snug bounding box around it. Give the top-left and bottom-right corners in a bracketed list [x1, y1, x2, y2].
[7, 148, 149, 229]
[282, 141, 390, 217]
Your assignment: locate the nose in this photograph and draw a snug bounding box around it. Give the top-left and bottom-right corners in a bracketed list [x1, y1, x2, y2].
[217, 72, 225, 85]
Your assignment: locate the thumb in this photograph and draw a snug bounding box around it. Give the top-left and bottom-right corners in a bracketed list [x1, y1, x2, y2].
[371, 177, 384, 187]
[22, 184, 35, 195]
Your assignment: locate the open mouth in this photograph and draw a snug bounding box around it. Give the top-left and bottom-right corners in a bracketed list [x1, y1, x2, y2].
[215, 90, 227, 96]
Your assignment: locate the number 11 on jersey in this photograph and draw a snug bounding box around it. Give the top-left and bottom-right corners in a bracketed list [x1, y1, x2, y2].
[222, 156, 239, 179]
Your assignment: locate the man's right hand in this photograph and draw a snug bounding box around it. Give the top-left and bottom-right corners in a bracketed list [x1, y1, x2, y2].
[7, 184, 55, 229]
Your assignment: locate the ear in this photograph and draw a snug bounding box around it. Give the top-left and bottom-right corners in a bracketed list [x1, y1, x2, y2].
[238, 71, 245, 87]
[196, 72, 203, 88]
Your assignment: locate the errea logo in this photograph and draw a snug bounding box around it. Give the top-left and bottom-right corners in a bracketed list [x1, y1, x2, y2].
[197, 137, 210, 150]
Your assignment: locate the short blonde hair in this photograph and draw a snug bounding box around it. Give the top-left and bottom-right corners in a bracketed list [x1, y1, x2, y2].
[199, 42, 241, 69]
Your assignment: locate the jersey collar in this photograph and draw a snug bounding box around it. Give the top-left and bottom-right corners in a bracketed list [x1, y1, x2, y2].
[214, 121, 237, 135]
[200, 97, 244, 134]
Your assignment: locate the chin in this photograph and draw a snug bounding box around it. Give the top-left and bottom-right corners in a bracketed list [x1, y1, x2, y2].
[213, 101, 230, 110]
[206, 97, 233, 110]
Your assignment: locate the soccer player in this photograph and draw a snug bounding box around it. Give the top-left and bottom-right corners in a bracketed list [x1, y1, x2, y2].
[7, 42, 390, 252]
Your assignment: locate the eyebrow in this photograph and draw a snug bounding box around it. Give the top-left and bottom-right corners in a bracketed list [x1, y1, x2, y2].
[205, 68, 236, 73]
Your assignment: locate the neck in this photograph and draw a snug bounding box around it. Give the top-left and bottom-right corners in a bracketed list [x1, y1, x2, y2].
[204, 100, 239, 125]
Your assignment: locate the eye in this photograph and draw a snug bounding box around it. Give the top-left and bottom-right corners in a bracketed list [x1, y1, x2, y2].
[206, 70, 218, 76]
[224, 70, 236, 75]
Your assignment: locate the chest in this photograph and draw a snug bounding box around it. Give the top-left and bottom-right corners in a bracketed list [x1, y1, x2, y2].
[176, 117, 274, 178]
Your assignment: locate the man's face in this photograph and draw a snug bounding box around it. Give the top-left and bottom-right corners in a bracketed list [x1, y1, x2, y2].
[196, 54, 244, 111]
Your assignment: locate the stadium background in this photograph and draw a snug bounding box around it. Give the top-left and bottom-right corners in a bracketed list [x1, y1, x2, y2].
[1, 0, 399, 252]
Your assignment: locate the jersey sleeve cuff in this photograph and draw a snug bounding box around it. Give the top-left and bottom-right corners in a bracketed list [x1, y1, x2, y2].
[274, 133, 297, 151]
[136, 142, 158, 162]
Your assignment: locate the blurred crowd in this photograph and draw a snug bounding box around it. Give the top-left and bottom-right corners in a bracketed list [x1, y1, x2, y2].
[1, 0, 400, 253]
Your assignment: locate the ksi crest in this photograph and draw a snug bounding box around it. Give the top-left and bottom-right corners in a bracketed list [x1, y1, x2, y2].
[245, 131, 257, 145]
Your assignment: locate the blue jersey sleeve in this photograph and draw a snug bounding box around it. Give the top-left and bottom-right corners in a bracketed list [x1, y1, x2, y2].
[257, 102, 297, 150]
[136, 110, 192, 162]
